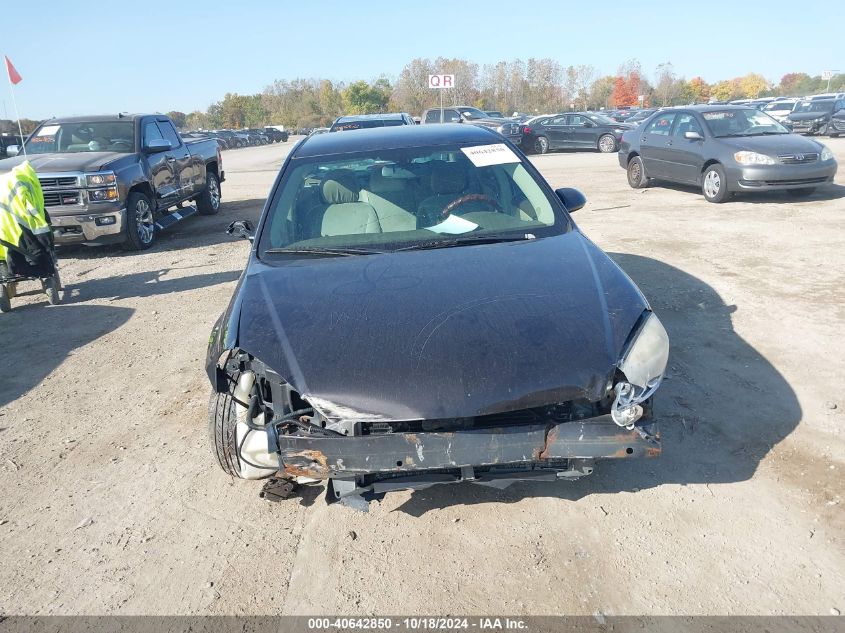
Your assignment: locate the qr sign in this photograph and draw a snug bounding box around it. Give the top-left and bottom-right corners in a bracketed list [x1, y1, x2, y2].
[428, 74, 455, 89]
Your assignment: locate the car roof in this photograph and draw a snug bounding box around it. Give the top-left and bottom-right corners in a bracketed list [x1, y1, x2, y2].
[663, 105, 760, 113]
[335, 113, 407, 122]
[295, 123, 500, 158]
[39, 114, 151, 123]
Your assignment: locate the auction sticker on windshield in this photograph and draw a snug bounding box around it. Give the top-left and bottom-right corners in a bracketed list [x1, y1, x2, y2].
[461, 143, 520, 167]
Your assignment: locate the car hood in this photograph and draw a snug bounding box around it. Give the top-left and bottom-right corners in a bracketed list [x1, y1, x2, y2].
[718, 134, 823, 154]
[232, 232, 648, 421]
[0, 152, 125, 175]
[788, 111, 832, 122]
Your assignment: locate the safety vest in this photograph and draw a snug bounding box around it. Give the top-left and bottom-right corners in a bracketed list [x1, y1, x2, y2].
[0, 161, 50, 260]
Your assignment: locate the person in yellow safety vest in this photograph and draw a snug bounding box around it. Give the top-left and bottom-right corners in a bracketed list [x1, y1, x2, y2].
[0, 160, 56, 279]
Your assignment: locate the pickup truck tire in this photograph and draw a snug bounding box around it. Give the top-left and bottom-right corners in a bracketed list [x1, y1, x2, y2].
[123, 191, 157, 251]
[197, 172, 222, 215]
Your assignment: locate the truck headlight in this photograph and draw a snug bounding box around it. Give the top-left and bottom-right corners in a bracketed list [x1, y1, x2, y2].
[86, 173, 116, 186]
[612, 313, 670, 428]
[734, 151, 776, 165]
[89, 187, 118, 201]
[821, 146, 834, 161]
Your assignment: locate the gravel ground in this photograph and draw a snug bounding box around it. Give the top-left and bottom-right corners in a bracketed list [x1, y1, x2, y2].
[0, 136, 843, 616]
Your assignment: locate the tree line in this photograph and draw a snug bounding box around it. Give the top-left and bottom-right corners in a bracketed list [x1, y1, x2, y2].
[2, 59, 843, 134]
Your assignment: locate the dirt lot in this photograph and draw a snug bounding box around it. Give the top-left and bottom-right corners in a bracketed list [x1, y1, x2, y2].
[1, 137, 843, 616]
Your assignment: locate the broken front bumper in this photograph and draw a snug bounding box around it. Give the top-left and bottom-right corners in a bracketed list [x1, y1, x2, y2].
[277, 415, 660, 481]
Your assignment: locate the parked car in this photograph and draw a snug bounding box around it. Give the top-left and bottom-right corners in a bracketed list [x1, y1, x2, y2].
[329, 113, 415, 132]
[214, 130, 245, 148]
[308, 127, 330, 136]
[761, 99, 798, 123]
[623, 108, 659, 127]
[829, 108, 845, 137]
[0, 133, 23, 159]
[521, 112, 633, 154]
[206, 123, 669, 507]
[484, 110, 505, 118]
[787, 98, 845, 136]
[263, 127, 289, 142]
[619, 106, 837, 202]
[421, 106, 522, 145]
[0, 114, 224, 249]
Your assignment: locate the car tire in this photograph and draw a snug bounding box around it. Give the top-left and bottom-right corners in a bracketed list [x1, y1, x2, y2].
[208, 384, 244, 478]
[0, 284, 11, 313]
[831, 133, 839, 138]
[534, 136, 549, 154]
[598, 134, 617, 153]
[123, 191, 156, 251]
[197, 171, 222, 215]
[786, 187, 815, 198]
[702, 164, 730, 203]
[627, 156, 649, 188]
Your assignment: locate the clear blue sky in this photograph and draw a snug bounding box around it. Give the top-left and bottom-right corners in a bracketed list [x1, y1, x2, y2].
[3, 0, 840, 120]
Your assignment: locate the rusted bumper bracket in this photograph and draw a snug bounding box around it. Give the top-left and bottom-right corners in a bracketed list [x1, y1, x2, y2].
[278, 415, 660, 479]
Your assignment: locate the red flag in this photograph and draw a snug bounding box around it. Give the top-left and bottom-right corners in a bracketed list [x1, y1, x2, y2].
[5, 56, 22, 85]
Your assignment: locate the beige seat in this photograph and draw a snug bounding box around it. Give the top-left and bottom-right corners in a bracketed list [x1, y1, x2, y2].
[360, 170, 417, 232]
[318, 172, 382, 237]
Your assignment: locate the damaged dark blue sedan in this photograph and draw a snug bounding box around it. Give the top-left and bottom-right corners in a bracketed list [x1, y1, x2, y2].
[206, 124, 669, 507]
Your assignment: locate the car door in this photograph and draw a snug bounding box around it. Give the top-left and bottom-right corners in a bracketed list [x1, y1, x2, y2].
[638, 112, 677, 179]
[665, 112, 705, 183]
[141, 119, 177, 203]
[157, 118, 196, 199]
[541, 116, 567, 148]
[566, 114, 595, 147]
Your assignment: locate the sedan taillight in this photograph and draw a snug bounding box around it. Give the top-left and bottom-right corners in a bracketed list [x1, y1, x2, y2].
[522, 126, 532, 134]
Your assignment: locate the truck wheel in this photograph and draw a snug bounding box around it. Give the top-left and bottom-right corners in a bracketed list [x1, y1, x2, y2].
[123, 191, 156, 251]
[197, 172, 222, 215]
[0, 284, 11, 313]
[702, 164, 730, 203]
[598, 134, 617, 153]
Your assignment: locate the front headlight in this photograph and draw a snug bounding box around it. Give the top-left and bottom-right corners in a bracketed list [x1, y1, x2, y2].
[86, 172, 116, 186]
[821, 146, 834, 161]
[89, 187, 118, 201]
[734, 151, 776, 165]
[612, 313, 670, 428]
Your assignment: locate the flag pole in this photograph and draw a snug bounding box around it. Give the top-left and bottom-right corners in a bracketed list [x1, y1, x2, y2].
[5, 58, 26, 159]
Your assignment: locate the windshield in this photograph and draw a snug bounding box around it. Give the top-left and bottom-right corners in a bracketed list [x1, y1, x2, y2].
[587, 113, 616, 125]
[258, 142, 567, 256]
[793, 100, 834, 114]
[25, 121, 135, 154]
[763, 101, 796, 112]
[458, 107, 490, 120]
[702, 109, 789, 137]
[331, 119, 405, 131]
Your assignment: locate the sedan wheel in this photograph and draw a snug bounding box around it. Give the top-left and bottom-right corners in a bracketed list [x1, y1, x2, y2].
[627, 156, 648, 189]
[598, 134, 617, 153]
[702, 164, 729, 203]
[534, 136, 549, 155]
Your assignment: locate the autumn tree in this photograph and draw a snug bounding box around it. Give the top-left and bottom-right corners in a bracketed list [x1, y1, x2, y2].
[738, 73, 770, 98]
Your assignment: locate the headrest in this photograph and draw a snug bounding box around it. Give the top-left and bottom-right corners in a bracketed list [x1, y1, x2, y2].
[430, 161, 467, 195]
[321, 171, 359, 204]
[369, 170, 405, 193]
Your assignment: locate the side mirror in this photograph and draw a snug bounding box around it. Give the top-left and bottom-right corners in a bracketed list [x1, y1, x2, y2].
[227, 219, 254, 241]
[684, 131, 703, 140]
[555, 187, 587, 213]
[6, 145, 19, 157]
[144, 139, 172, 153]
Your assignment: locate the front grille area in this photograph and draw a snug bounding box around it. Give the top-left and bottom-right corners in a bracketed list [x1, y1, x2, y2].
[43, 191, 80, 207]
[39, 176, 78, 188]
[778, 153, 819, 164]
[740, 177, 829, 187]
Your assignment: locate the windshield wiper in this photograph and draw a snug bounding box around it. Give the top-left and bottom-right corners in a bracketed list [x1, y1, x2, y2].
[264, 246, 385, 257]
[395, 234, 536, 251]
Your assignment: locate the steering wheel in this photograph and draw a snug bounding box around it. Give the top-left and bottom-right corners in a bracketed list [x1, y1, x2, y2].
[442, 194, 503, 217]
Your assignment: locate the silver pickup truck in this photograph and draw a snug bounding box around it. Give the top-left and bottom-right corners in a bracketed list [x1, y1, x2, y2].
[0, 113, 224, 250]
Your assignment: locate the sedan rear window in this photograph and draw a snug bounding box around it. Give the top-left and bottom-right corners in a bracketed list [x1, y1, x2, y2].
[259, 143, 567, 256]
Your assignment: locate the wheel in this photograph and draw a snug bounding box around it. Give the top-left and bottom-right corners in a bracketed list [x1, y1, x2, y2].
[627, 156, 649, 188]
[831, 133, 839, 138]
[208, 386, 243, 478]
[0, 284, 11, 313]
[598, 134, 617, 153]
[197, 171, 222, 215]
[43, 273, 61, 305]
[123, 191, 156, 251]
[786, 187, 815, 198]
[534, 136, 549, 154]
[702, 164, 730, 203]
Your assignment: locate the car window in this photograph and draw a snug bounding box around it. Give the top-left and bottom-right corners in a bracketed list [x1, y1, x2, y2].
[671, 114, 703, 137]
[426, 109, 460, 123]
[258, 143, 568, 255]
[568, 115, 587, 126]
[645, 113, 676, 135]
[143, 122, 165, 147]
[546, 116, 566, 125]
[26, 121, 135, 154]
[157, 121, 182, 148]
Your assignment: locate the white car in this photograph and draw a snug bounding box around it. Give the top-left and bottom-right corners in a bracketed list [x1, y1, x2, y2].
[762, 99, 797, 122]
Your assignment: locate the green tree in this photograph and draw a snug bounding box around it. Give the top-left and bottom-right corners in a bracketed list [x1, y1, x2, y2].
[342, 80, 390, 114]
[167, 111, 187, 129]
